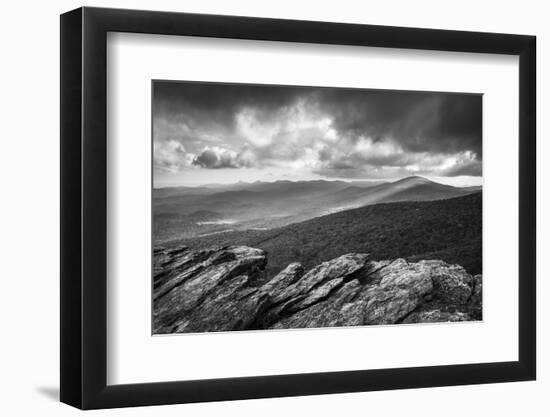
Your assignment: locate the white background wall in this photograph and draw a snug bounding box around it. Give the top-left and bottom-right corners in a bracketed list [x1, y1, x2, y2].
[0, 0, 546, 415]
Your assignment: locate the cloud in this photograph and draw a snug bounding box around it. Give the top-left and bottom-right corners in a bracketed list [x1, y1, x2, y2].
[441, 157, 482, 177]
[315, 89, 482, 159]
[192, 146, 250, 169]
[153, 140, 194, 173]
[313, 137, 481, 180]
[153, 81, 482, 180]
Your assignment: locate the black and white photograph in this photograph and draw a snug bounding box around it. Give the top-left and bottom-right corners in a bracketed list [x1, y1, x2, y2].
[152, 81, 483, 334]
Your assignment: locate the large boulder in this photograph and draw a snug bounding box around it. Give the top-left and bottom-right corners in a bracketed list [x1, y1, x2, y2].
[153, 246, 267, 333]
[421, 260, 472, 304]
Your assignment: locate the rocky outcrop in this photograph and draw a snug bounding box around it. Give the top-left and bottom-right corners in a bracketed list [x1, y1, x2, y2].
[153, 245, 482, 334]
[153, 246, 267, 333]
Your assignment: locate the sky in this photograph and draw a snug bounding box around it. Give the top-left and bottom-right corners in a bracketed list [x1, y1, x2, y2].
[153, 81, 482, 188]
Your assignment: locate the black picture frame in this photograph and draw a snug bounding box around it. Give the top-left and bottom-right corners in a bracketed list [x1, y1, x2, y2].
[60, 6, 536, 410]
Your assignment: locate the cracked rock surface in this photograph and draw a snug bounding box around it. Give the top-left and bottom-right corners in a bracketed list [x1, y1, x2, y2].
[153, 245, 482, 334]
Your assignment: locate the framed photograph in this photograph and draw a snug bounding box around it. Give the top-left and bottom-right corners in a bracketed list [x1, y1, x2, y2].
[60, 7, 536, 409]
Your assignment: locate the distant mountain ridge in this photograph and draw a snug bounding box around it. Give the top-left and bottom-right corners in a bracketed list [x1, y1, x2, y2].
[154, 178, 386, 193]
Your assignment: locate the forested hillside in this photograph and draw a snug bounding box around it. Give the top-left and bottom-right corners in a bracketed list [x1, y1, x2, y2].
[167, 192, 482, 276]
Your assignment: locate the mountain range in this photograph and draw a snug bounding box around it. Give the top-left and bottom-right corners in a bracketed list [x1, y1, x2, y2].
[153, 176, 482, 244]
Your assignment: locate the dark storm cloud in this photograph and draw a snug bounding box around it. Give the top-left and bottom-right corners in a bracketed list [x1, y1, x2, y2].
[315, 89, 482, 159]
[153, 81, 482, 179]
[442, 160, 483, 177]
[192, 148, 247, 169]
[193, 149, 231, 168]
[153, 82, 306, 127]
